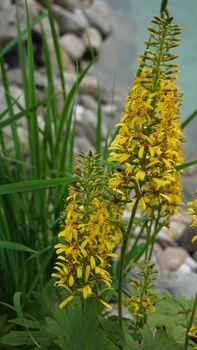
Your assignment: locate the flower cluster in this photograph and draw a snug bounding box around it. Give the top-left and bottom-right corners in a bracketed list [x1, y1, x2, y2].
[127, 262, 157, 322]
[108, 14, 185, 224]
[187, 189, 197, 242]
[188, 325, 197, 350]
[52, 153, 122, 309]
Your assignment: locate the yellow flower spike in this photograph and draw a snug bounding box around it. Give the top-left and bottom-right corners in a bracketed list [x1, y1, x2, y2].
[59, 295, 74, 309]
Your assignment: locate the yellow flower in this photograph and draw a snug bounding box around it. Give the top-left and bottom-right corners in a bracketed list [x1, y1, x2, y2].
[108, 14, 185, 225]
[52, 153, 122, 308]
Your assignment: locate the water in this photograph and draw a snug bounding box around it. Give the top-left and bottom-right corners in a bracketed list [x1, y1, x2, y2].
[97, 0, 197, 153]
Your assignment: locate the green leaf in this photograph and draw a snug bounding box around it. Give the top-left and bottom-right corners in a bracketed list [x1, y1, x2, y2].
[0, 176, 77, 194]
[0, 241, 37, 254]
[98, 316, 123, 347]
[175, 159, 197, 171]
[142, 326, 182, 350]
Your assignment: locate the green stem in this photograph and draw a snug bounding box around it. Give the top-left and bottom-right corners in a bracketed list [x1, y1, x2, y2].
[118, 198, 139, 329]
[184, 292, 197, 350]
[81, 297, 88, 350]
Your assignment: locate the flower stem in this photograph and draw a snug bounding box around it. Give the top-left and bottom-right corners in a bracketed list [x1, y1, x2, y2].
[118, 199, 139, 328]
[184, 292, 197, 350]
[81, 297, 88, 350]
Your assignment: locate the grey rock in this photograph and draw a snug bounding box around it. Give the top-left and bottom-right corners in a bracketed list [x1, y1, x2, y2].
[0, 6, 25, 46]
[177, 225, 197, 253]
[161, 271, 197, 299]
[84, 0, 113, 37]
[184, 256, 197, 272]
[163, 247, 189, 271]
[52, 5, 88, 35]
[60, 33, 86, 60]
[75, 136, 95, 153]
[83, 26, 102, 53]
[47, 39, 75, 72]
[78, 94, 97, 112]
[79, 74, 98, 98]
[55, 0, 80, 11]
[0, 0, 11, 10]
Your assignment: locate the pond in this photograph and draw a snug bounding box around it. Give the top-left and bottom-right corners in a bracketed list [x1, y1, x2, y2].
[97, 0, 197, 154]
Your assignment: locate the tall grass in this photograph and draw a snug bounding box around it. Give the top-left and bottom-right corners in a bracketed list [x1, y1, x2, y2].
[0, 0, 94, 305]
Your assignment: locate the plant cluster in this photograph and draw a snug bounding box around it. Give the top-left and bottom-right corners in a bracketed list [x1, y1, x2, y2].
[0, 1, 197, 350]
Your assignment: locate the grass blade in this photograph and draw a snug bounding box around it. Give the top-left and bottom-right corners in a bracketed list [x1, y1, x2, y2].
[175, 159, 197, 171]
[181, 109, 197, 129]
[0, 241, 37, 254]
[0, 176, 77, 195]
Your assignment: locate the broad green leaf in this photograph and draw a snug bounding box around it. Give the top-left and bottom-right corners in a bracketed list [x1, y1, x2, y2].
[0, 241, 37, 254]
[0, 176, 77, 194]
[142, 326, 182, 350]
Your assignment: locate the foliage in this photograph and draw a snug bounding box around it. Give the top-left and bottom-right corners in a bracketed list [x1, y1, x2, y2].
[0, 1, 197, 350]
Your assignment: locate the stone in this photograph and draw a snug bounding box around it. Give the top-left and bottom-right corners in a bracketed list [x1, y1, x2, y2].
[0, 6, 26, 46]
[156, 227, 177, 249]
[55, 0, 80, 11]
[78, 94, 97, 112]
[47, 38, 75, 72]
[0, 0, 11, 10]
[161, 271, 197, 299]
[184, 256, 197, 272]
[0, 85, 25, 114]
[176, 225, 197, 253]
[52, 5, 87, 35]
[84, 0, 113, 37]
[17, 0, 40, 18]
[163, 247, 189, 271]
[83, 26, 102, 53]
[60, 33, 86, 60]
[75, 136, 95, 153]
[152, 244, 168, 274]
[79, 75, 98, 98]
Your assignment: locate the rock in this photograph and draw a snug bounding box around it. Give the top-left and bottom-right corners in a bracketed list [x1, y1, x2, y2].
[184, 256, 197, 272]
[55, 0, 80, 11]
[52, 5, 87, 35]
[78, 94, 97, 112]
[156, 227, 177, 249]
[36, 0, 54, 5]
[17, 0, 40, 18]
[0, 0, 11, 10]
[83, 26, 102, 53]
[0, 6, 25, 46]
[161, 270, 197, 299]
[75, 136, 95, 153]
[0, 85, 25, 114]
[47, 38, 75, 72]
[152, 244, 168, 274]
[60, 33, 86, 60]
[163, 247, 189, 271]
[79, 75, 98, 98]
[176, 225, 197, 253]
[84, 0, 113, 37]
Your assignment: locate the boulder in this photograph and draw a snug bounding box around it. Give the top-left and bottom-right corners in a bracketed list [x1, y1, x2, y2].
[60, 33, 86, 60]
[52, 5, 87, 35]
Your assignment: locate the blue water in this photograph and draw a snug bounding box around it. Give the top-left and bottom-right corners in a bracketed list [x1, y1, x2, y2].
[129, 0, 197, 151]
[98, 0, 197, 152]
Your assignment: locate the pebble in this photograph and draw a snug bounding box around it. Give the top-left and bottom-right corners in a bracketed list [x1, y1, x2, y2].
[176, 225, 197, 253]
[84, 0, 113, 37]
[161, 271, 197, 299]
[163, 247, 189, 271]
[83, 26, 102, 53]
[60, 33, 86, 60]
[55, 0, 80, 11]
[0, 0, 11, 10]
[78, 94, 98, 112]
[52, 5, 88, 35]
